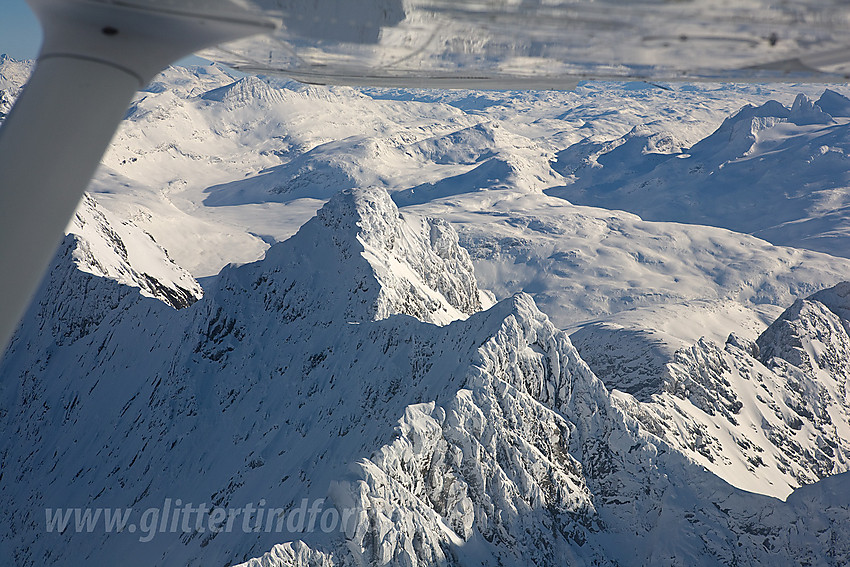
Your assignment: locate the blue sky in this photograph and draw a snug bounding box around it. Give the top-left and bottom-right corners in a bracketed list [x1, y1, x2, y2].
[1, 0, 42, 59]
[0, 0, 205, 65]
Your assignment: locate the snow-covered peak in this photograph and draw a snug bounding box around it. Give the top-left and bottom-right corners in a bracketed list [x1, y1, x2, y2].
[548, 89, 850, 259]
[815, 88, 850, 118]
[202, 116, 559, 209]
[688, 98, 789, 157]
[757, 281, 850, 376]
[6, 62, 850, 566]
[591, 280, 850, 499]
[201, 76, 287, 105]
[809, 281, 850, 324]
[717, 98, 790, 126]
[68, 194, 202, 309]
[405, 121, 501, 165]
[3, 194, 202, 351]
[394, 126, 562, 206]
[789, 92, 834, 126]
[142, 63, 237, 96]
[214, 187, 487, 326]
[550, 123, 686, 189]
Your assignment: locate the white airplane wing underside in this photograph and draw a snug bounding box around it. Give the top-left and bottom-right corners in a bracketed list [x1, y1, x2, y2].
[198, 0, 850, 88]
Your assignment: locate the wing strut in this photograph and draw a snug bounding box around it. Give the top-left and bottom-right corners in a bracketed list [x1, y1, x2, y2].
[0, 0, 272, 353]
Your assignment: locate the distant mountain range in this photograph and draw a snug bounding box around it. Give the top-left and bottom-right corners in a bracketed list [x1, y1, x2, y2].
[2, 58, 850, 566]
[548, 90, 850, 259]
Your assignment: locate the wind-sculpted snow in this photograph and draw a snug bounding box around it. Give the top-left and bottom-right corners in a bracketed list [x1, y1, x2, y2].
[237, 286, 850, 566]
[392, 123, 562, 207]
[328, 294, 610, 566]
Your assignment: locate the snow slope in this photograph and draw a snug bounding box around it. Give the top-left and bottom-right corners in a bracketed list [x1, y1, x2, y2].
[53, 60, 849, 277]
[4, 56, 850, 565]
[2, 188, 850, 567]
[548, 91, 850, 258]
[66, 194, 202, 309]
[407, 191, 850, 331]
[606, 280, 850, 499]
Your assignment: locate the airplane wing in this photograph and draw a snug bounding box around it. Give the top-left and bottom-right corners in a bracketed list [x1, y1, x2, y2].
[200, 0, 850, 89]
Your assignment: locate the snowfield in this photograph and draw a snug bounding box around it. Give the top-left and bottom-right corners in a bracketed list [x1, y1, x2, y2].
[2, 57, 850, 565]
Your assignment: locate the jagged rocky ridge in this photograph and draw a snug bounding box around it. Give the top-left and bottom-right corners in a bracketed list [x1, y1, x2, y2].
[2, 188, 850, 566]
[5, 194, 201, 350]
[67, 194, 202, 310]
[579, 281, 850, 499]
[0, 55, 30, 122]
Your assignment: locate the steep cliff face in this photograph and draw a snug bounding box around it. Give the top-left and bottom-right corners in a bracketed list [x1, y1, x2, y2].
[209, 187, 487, 329]
[68, 194, 203, 310]
[326, 293, 614, 566]
[597, 281, 850, 500]
[2, 187, 850, 567]
[0, 188, 507, 566]
[758, 281, 850, 381]
[3, 194, 201, 357]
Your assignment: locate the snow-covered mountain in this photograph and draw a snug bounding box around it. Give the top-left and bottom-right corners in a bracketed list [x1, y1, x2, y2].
[67, 194, 202, 310]
[84, 61, 850, 329]
[3, 187, 850, 567]
[3, 56, 850, 565]
[0, 55, 31, 122]
[585, 280, 850, 499]
[548, 91, 850, 259]
[3, 193, 202, 356]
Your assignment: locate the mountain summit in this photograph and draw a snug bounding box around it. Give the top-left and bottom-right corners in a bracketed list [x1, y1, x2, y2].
[4, 59, 850, 566]
[3, 188, 850, 566]
[210, 186, 488, 328]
